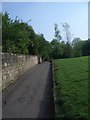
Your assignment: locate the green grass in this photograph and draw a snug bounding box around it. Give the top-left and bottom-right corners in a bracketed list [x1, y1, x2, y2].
[53, 56, 88, 120]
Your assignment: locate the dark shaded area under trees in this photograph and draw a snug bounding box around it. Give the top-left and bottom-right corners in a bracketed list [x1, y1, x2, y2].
[2, 12, 90, 60]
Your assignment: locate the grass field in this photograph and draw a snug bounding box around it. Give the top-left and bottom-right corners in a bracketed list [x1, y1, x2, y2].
[53, 56, 88, 120]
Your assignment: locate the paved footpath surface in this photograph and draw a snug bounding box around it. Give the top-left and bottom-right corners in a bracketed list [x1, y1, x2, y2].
[2, 62, 55, 118]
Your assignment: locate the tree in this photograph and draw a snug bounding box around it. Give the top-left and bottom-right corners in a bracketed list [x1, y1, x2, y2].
[2, 12, 33, 54]
[2, 12, 11, 52]
[82, 40, 90, 56]
[62, 23, 72, 58]
[54, 23, 62, 42]
[36, 34, 51, 60]
[2, 12, 89, 60]
[62, 23, 72, 43]
[72, 38, 84, 57]
[2, 12, 52, 59]
[51, 39, 62, 59]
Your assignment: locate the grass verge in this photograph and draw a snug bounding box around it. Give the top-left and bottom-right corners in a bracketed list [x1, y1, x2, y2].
[53, 56, 88, 120]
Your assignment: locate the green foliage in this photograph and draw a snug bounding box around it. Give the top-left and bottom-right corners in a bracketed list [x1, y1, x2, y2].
[72, 38, 83, 57]
[2, 12, 30, 54]
[54, 56, 88, 119]
[2, 12, 51, 59]
[2, 12, 89, 59]
[63, 42, 72, 58]
[51, 39, 62, 59]
[82, 40, 90, 56]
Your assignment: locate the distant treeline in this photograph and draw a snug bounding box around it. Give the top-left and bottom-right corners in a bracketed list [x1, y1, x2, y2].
[1, 12, 90, 60]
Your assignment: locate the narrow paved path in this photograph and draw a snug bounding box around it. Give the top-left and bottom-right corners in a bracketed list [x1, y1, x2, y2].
[2, 62, 54, 118]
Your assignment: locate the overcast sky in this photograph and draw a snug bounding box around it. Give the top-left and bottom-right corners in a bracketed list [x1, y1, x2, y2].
[2, 2, 88, 41]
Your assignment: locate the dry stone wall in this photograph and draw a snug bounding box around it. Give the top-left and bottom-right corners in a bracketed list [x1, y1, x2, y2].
[2, 53, 41, 90]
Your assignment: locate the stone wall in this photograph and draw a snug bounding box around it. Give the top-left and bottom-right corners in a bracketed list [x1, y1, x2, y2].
[2, 53, 41, 90]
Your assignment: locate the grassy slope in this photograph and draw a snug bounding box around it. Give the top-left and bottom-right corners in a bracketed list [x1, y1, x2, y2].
[54, 56, 88, 119]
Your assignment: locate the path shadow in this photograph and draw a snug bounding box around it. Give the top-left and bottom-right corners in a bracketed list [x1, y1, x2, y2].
[38, 62, 55, 118]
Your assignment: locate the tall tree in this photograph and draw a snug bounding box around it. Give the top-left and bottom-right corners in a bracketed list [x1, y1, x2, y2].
[62, 23, 72, 58]
[54, 23, 62, 42]
[62, 23, 71, 43]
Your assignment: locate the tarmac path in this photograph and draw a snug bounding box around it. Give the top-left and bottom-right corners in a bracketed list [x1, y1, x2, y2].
[2, 62, 55, 118]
